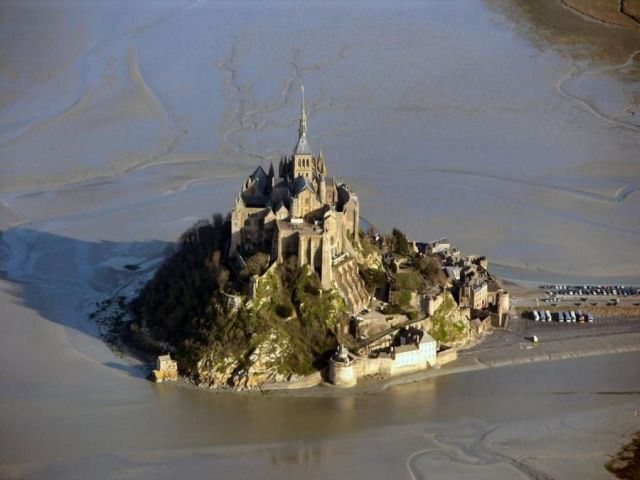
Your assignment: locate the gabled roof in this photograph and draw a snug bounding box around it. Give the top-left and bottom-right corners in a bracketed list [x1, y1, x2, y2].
[292, 175, 314, 195]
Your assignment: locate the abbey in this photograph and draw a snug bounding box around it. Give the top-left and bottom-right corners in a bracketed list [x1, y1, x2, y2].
[230, 87, 367, 311]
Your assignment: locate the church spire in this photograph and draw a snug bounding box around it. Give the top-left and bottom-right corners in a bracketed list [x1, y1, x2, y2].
[299, 84, 307, 137]
[294, 84, 311, 155]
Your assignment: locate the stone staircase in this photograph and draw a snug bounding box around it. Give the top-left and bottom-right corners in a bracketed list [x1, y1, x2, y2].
[333, 259, 370, 314]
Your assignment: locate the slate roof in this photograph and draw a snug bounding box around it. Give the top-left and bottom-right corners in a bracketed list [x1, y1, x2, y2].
[270, 186, 291, 207]
[294, 132, 312, 155]
[241, 194, 269, 208]
[291, 175, 315, 195]
[250, 166, 268, 184]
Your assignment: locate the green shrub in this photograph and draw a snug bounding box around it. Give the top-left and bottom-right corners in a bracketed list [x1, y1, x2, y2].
[395, 289, 412, 307]
[407, 310, 420, 320]
[395, 271, 424, 291]
[360, 267, 387, 291]
[382, 303, 403, 314]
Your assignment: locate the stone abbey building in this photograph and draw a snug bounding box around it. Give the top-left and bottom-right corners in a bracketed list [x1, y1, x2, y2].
[230, 88, 368, 312]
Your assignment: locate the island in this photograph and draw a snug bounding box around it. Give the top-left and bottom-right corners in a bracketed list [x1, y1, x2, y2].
[94, 86, 511, 391]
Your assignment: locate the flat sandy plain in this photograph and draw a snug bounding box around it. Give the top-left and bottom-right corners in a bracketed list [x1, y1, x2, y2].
[1, 1, 639, 479]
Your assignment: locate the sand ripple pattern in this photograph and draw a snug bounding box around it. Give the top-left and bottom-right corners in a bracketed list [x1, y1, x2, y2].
[406, 429, 553, 480]
[215, 35, 347, 162]
[556, 50, 640, 133]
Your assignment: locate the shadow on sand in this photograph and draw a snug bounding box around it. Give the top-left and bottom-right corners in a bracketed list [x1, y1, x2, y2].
[0, 226, 171, 375]
[103, 361, 149, 379]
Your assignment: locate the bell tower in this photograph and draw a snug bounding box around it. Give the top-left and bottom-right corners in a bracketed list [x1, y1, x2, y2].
[293, 85, 314, 180]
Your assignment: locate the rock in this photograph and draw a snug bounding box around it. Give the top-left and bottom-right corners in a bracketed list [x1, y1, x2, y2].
[195, 331, 293, 390]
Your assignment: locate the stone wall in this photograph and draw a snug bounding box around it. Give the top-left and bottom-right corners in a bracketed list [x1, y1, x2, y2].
[262, 371, 323, 390]
[333, 341, 440, 386]
[332, 258, 369, 314]
[437, 348, 458, 365]
[327, 359, 357, 387]
[151, 355, 178, 383]
[425, 292, 444, 315]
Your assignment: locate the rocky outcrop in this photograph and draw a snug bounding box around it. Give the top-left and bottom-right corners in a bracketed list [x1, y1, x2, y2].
[333, 258, 369, 313]
[195, 331, 295, 389]
[428, 290, 471, 347]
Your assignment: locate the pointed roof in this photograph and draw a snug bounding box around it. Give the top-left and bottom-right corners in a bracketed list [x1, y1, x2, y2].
[250, 166, 268, 184]
[294, 85, 312, 155]
[292, 175, 314, 195]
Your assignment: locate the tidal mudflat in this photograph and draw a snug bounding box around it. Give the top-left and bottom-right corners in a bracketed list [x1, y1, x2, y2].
[1, 1, 639, 478]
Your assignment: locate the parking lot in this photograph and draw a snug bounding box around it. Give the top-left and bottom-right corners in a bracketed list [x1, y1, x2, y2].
[540, 284, 640, 297]
[460, 313, 640, 357]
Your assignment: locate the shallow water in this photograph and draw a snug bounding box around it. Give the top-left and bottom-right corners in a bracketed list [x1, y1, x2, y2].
[1, 0, 640, 478]
[1, 0, 638, 279]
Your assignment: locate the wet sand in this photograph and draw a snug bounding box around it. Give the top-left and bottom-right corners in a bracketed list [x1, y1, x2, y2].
[1, 1, 640, 478]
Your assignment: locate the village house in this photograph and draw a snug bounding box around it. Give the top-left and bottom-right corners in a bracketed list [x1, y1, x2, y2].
[391, 327, 437, 370]
[328, 328, 438, 387]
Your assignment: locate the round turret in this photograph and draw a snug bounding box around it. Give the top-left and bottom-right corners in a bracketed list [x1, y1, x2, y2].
[328, 345, 356, 387]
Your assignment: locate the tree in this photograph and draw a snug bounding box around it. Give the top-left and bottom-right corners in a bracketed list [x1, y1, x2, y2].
[242, 252, 270, 278]
[392, 228, 410, 256]
[417, 256, 445, 286]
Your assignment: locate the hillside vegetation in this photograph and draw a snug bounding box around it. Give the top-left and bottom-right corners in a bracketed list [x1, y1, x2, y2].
[128, 214, 348, 387]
